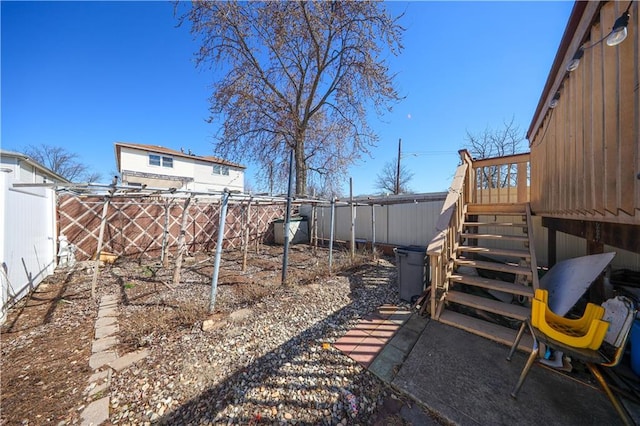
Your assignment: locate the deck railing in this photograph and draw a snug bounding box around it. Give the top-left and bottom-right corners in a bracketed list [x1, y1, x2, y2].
[471, 152, 530, 205]
[426, 150, 531, 318]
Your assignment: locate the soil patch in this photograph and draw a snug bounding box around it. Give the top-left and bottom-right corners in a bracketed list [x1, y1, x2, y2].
[1, 244, 444, 425]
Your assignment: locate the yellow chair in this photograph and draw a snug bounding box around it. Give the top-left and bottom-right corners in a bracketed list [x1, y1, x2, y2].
[532, 289, 605, 334]
[508, 293, 636, 425]
[531, 289, 609, 350]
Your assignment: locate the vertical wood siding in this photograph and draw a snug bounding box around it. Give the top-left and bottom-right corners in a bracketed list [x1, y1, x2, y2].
[530, 1, 639, 223]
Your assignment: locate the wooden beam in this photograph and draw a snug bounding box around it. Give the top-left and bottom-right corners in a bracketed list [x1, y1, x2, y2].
[542, 216, 640, 254]
[548, 227, 557, 268]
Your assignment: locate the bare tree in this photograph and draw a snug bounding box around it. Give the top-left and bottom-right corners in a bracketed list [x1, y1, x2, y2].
[23, 144, 101, 183]
[464, 117, 526, 188]
[375, 160, 413, 195]
[180, 1, 404, 196]
[306, 175, 342, 199]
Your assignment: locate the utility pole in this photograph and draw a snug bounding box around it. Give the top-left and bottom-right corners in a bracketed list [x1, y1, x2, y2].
[395, 138, 402, 195]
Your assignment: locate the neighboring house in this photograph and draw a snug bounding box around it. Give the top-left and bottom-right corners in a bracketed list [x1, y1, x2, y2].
[1, 149, 70, 184]
[114, 142, 245, 193]
[0, 150, 70, 323]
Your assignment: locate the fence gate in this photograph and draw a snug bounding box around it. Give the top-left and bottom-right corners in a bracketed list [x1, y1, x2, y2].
[1, 179, 57, 322]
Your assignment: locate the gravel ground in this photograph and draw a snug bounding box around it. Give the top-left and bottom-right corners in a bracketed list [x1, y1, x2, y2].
[2, 245, 444, 425]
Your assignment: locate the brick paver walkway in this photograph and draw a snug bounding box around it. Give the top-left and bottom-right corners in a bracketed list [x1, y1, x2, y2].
[334, 304, 412, 367]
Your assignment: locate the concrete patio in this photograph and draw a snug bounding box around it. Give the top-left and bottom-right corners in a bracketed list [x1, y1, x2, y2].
[336, 307, 640, 425]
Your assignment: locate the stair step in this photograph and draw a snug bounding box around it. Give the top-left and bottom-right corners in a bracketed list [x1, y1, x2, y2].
[463, 221, 526, 227]
[461, 233, 529, 242]
[455, 259, 533, 277]
[450, 274, 534, 297]
[466, 203, 527, 215]
[457, 246, 531, 259]
[438, 310, 533, 351]
[446, 291, 530, 321]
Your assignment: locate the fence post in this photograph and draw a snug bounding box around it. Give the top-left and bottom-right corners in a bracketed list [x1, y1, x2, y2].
[282, 150, 294, 285]
[329, 197, 335, 274]
[371, 203, 376, 255]
[161, 199, 171, 268]
[350, 178, 355, 260]
[91, 177, 117, 299]
[242, 197, 252, 272]
[209, 189, 230, 313]
[172, 195, 193, 286]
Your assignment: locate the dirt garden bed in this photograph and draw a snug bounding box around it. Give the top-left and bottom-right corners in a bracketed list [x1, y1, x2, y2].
[1, 244, 445, 425]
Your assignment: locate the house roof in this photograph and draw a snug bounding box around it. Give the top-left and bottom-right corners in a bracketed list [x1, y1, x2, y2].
[1, 149, 71, 183]
[114, 142, 246, 171]
[527, 1, 601, 140]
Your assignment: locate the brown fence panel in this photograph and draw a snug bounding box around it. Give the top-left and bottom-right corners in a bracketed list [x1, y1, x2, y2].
[58, 195, 287, 261]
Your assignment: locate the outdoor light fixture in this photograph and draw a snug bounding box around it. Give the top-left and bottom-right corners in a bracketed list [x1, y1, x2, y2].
[566, 47, 584, 72]
[606, 11, 630, 46]
[549, 92, 560, 109]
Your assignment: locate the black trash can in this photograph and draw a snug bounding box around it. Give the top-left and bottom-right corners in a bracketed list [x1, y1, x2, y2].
[395, 246, 428, 302]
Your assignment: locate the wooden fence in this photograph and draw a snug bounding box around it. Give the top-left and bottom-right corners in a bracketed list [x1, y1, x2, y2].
[58, 195, 286, 261]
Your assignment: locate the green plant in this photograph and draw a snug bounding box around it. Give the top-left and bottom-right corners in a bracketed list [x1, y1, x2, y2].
[124, 282, 136, 289]
[141, 266, 154, 278]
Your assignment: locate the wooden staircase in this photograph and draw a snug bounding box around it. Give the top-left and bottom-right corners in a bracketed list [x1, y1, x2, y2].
[436, 202, 538, 347]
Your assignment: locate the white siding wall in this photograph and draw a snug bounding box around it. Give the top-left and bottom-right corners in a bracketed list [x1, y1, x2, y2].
[191, 160, 244, 193]
[301, 199, 445, 248]
[1, 158, 46, 184]
[120, 147, 244, 192]
[1, 175, 57, 322]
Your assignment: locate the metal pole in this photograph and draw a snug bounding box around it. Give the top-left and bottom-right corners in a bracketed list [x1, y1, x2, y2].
[371, 203, 376, 253]
[281, 150, 294, 285]
[350, 177, 355, 260]
[329, 197, 335, 274]
[396, 138, 402, 195]
[311, 204, 317, 251]
[242, 197, 252, 271]
[209, 189, 230, 313]
[320, 206, 325, 243]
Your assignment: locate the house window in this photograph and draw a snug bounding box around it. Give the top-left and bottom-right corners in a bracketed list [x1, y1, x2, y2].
[149, 154, 173, 168]
[213, 165, 230, 176]
[149, 154, 161, 166]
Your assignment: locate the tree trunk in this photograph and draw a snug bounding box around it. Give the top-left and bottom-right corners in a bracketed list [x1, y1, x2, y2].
[294, 137, 306, 196]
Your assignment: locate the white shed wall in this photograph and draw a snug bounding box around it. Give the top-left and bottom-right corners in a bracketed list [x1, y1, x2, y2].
[301, 198, 445, 248]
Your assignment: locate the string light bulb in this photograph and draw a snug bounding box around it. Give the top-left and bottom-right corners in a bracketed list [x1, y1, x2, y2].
[566, 47, 584, 72]
[606, 11, 630, 46]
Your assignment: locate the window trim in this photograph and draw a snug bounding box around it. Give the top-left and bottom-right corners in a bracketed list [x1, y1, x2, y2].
[148, 153, 173, 168]
[213, 164, 230, 175]
[149, 154, 161, 167]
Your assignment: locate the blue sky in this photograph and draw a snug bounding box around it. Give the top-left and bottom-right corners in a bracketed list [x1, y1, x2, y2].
[2, 1, 574, 196]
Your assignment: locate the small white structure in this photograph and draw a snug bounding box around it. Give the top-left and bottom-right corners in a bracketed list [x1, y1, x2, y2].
[57, 234, 76, 268]
[1, 150, 70, 323]
[114, 142, 245, 193]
